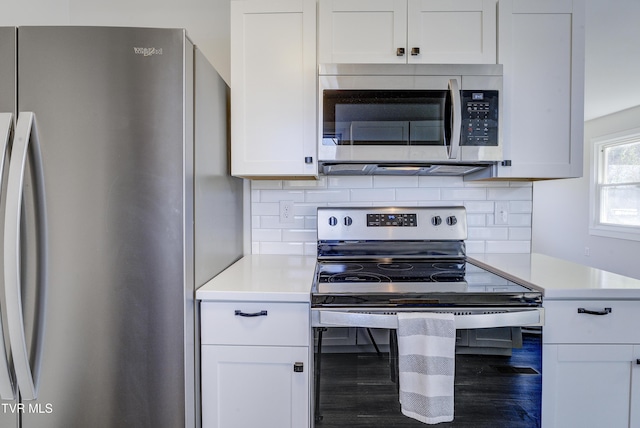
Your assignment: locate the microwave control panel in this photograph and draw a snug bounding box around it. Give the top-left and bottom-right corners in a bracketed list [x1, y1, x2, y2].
[460, 90, 499, 146]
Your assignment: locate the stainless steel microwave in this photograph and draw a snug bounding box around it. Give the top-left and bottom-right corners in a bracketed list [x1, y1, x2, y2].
[318, 64, 503, 176]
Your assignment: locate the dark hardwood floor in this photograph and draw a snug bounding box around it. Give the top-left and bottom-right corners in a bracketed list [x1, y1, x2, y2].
[315, 333, 541, 427]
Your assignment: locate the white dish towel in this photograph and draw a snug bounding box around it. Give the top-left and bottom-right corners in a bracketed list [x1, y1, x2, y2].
[397, 312, 456, 424]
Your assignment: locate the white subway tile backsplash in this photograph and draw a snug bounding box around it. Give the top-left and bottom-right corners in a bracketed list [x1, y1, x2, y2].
[260, 215, 306, 229]
[466, 213, 487, 227]
[250, 178, 532, 256]
[509, 227, 532, 240]
[464, 201, 495, 213]
[328, 176, 373, 189]
[509, 201, 533, 213]
[304, 242, 317, 256]
[251, 180, 283, 190]
[305, 189, 350, 203]
[441, 188, 487, 201]
[507, 213, 532, 227]
[465, 240, 486, 253]
[252, 228, 282, 242]
[373, 176, 419, 188]
[282, 228, 316, 242]
[259, 190, 305, 203]
[294, 203, 321, 216]
[487, 186, 532, 201]
[396, 187, 440, 201]
[468, 227, 509, 240]
[418, 176, 462, 188]
[251, 202, 279, 216]
[350, 188, 395, 202]
[284, 177, 327, 189]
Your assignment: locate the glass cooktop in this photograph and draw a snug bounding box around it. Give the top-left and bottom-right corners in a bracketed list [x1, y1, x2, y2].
[312, 260, 541, 307]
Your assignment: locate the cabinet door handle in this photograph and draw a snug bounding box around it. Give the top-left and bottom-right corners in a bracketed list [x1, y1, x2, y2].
[396, 47, 405, 56]
[637, 359, 640, 365]
[411, 47, 420, 56]
[577, 307, 612, 316]
[234, 310, 268, 317]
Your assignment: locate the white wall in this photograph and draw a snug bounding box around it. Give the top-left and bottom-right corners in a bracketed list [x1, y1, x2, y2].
[532, 105, 640, 280]
[0, 0, 231, 84]
[251, 177, 533, 256]
[583, 0, 640, 120]
[531, 0, 640, 280]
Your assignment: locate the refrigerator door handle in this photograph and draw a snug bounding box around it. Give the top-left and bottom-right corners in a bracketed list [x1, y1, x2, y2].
[4, 112, 47, 401]
[0, 113, 17, 400]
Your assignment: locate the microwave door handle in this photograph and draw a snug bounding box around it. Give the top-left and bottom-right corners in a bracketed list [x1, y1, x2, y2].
[447, 79, 462, 160]
[0, 113, 16, 399]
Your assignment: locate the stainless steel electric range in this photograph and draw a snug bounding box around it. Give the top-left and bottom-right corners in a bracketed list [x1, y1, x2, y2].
[311, 206, 544, 426]
[311, 206, 543, 329]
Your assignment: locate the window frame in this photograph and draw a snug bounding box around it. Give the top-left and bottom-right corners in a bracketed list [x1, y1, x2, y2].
[589, 127, 640, 241]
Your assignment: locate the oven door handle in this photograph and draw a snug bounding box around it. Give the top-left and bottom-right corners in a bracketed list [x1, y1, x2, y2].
[315, 309, 544, 329]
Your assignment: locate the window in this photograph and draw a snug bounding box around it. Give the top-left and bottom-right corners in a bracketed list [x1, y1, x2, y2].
[590, 128, 640, 240]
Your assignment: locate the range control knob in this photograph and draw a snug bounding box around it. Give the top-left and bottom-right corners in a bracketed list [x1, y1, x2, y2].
[328, 216, 338, 226]
[446, 216, 458, 226]
[343, 216, 353, 226]
[431, 216, 442, 226]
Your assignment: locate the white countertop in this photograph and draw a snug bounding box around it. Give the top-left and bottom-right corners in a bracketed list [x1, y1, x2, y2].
[468, 253, 640, 300]
[196, 255, 316, 302]
[197, 252, 640, 303]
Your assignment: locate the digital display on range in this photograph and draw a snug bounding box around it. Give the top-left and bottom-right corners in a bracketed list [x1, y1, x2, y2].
[367, 213, 417, 227]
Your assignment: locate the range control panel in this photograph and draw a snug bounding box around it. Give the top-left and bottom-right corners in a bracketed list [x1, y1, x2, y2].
[367, 213, 417, 227]
[318, 206, 467, 241]
[460, 90, 499, 147]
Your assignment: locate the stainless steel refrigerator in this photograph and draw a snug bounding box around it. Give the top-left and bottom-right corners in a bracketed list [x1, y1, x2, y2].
[0, 26, 244, 427]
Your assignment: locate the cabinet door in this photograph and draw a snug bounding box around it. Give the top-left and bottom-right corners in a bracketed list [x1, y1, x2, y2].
[231, 0, 317, 177]
[407, 0, 496, 64]
[318, 0, 407, 64]
[496, 0, 585, 179]
[201, 345, 310, 428]
[542, 344, 634, 428]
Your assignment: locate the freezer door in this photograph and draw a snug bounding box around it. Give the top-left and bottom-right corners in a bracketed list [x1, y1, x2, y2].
[0, 26, 19, 428]
[16, 27, 192, 428]
[0, 27, 16, 114]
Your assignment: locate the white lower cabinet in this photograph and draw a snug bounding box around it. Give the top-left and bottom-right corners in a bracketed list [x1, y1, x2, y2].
[542, 300, 640, 427]
[200, 302, 311, 428]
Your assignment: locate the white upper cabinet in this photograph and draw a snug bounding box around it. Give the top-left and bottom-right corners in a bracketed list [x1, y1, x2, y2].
[318, 0, 497, 64]
[493, 0, 585, 179]
[231, 0, 317, 178]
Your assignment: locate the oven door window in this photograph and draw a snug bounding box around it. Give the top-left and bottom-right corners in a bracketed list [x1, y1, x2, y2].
[322, 90, 450, 146]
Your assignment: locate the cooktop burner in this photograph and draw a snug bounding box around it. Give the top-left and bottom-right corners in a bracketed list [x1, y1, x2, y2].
[316, 260, 466, 283]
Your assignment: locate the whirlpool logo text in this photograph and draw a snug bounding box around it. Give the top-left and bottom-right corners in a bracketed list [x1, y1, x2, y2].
[133, 47, 163, 56]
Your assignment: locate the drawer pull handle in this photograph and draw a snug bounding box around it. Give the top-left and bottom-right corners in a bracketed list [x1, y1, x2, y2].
[637, 359, 640, 365]
[234, 310, 268, 317]
[577, 307, 612, 316]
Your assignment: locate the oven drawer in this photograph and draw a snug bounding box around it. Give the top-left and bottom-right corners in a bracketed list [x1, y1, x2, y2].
[543, 300, 640, 344]
[201, 302, 310, 346]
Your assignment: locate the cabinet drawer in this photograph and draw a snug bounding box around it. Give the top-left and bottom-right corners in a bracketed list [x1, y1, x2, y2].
[201, 302, 310, 346]
[543, 300, 640, 344]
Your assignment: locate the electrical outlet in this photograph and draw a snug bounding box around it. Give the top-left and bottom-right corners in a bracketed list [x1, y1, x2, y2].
[494, 202, 509, 225]
[279, 200, 295, 223]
